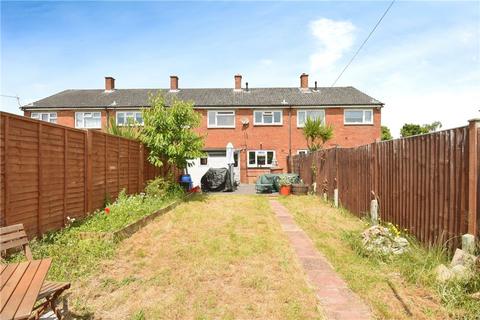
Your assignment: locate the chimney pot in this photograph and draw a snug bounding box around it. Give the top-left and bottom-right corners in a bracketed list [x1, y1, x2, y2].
[105, 77, 115, 91]
[234, 74, 242, 90]
[300, 73, 309, 89]
[170, 75, 179, 91]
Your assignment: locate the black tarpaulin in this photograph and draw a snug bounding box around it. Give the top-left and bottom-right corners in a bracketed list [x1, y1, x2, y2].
[200, 168, 233, 192]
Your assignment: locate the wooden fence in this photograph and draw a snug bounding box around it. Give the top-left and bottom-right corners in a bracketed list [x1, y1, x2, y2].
[0, 112, 175, 238]
[291, 120, 480, 248]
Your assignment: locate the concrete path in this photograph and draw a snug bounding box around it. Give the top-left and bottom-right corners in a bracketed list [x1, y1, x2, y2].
[269, 200, 372, 320]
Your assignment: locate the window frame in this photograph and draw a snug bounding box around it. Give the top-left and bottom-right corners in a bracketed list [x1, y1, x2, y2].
[75, 111, 102, 129]
[297, 149, 309, 156]
[247, 150, 276, 168]
[207, 110, 236, 128]
[253, 109, 283, 126]
[31, 112, 57, 124]
[116, 110, 143, 126]
[297, 109, 325, 128]
[343, 109, 374, 125]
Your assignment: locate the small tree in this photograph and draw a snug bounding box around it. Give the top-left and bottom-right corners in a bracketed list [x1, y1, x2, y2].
[141, 94, 205, 172]
[302, 117, 333, 152]
[400, 121, 442, 138]
[381, 125, 393, 141]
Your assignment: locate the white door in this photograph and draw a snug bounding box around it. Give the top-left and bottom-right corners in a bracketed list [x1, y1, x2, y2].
[188, 150, 241, 187]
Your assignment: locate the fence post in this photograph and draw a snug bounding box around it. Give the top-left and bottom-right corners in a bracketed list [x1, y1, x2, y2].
[86, 130, 93, 214]
[139, 143, 144, 190]
[464, 118, 479, 253]
[334, 146, 339, 207]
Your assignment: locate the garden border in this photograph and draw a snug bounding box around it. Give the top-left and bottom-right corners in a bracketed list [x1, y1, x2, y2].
[78, 194, 192, 242]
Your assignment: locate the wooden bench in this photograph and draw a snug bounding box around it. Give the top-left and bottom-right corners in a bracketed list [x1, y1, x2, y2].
[1, 224, 71, 319]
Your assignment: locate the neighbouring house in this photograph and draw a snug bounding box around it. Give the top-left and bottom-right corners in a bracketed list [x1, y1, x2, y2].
[21, 73, 383, 185]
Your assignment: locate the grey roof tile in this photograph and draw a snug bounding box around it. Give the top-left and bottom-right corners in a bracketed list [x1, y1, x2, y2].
[22, 87, 383, 109]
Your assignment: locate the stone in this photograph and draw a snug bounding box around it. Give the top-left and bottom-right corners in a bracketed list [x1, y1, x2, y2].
[450, 264, 472, 281]
[435, 264, 453, 282]
[451, 249, 477, 268]
[470, 292, 480, 300]
[461, 234, 476, 254]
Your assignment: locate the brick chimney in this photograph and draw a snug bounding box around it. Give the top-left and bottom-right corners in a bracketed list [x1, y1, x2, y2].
[300, 73, 308, 89]
[170, 75, 179, 91]
[234, 74, 242, 91]
[105, 77, 115, 91]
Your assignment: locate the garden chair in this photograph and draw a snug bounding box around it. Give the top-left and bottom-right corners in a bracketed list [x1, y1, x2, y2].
[0, 224, 70, 319]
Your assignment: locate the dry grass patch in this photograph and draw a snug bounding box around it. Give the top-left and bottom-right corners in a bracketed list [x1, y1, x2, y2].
[279, 195, 452, 320]
[70, 194, 323, 319]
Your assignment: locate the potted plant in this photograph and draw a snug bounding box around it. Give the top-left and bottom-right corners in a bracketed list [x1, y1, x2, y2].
[292, 179, 309, 195]
[278, 175, 293, 196]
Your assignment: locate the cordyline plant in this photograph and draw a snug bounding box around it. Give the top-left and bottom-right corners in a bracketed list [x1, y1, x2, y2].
[141, 94, 205, 172]
[302, 117, 333, 152]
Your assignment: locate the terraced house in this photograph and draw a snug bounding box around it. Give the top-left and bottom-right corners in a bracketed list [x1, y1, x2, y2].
[21, 73, 384, 184]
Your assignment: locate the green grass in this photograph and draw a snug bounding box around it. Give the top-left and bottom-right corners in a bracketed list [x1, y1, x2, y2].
[279, 195, 480, 319]
[5, 178, 184, 282]
[69, 195, 324, 319]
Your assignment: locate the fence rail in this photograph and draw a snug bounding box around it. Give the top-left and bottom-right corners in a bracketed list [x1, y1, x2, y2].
[291, 121, 480, 248]
[0, 112, 174, 237]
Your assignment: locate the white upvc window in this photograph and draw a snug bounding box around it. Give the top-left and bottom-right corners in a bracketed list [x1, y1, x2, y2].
[75, 112, 102, 129]
[116, 111, 143, 126]
[31, 112, 57, 124]
[297, 150, 309, 156]
[344, 109, 373, 125]
[248, 150, 275, 168]
[207, 110, 235, 128]
[253, 110, 282, 125]
[297, 109, 325, 127]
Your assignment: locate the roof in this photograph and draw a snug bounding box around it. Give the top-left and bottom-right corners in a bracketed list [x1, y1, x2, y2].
[22, 87, 383, 110]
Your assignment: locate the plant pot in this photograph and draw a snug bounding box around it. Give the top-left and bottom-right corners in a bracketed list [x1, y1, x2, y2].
[279, 185, 291, 196]
[292, 184, 308, 195]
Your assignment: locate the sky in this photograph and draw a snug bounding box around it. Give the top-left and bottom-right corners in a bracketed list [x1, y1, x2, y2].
[1, 1, 479, 137]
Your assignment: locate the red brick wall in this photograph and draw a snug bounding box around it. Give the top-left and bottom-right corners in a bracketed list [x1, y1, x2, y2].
[25, 107, 381, 183]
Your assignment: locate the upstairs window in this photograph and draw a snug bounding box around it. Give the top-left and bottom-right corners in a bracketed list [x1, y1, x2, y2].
[117, 111, 143, 126]
[344, 109, 373, 125]
[207, 110, 235, 128]
[75, 112, 101, 129]
[31, 112, 57, 124]
[248, 150, 275, 168]
[253, 110, 282, 125]
[297, 109, 325, 127]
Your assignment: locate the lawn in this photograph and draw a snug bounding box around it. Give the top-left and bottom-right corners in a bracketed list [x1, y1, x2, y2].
[279, 195, 479, 320]
[69, 195, 324, 319]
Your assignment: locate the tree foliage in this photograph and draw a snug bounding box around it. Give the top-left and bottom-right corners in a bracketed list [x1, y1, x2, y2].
[141, 94, 205, 170]
[381, 126, 393, 141]
[400, 121, 442, 138]
[302, 118, 334, 152]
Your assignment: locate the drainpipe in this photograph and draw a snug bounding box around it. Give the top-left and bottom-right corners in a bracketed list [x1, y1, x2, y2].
[288, 106, 292, 158]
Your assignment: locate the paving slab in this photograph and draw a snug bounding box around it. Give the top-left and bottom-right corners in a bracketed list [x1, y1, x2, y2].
[270, 199, 373, 320]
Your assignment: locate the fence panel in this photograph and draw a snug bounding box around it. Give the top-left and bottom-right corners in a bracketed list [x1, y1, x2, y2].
[292, 125, 476, 249]
[0, 112, 168, 237]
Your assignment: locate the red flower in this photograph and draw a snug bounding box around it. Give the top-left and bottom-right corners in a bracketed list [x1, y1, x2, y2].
[105, 207, 110, 215]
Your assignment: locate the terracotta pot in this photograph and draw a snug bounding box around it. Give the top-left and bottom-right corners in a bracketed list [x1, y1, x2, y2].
[279, 185, 291, 196]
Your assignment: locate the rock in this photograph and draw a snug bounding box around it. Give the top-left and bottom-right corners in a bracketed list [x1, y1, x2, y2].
[451, 264, 474, 281]
[451, 249, 477, 268]
[361, 225, 409, 256]
[435, 264, 453, 282]
[470, 292, 480, 300]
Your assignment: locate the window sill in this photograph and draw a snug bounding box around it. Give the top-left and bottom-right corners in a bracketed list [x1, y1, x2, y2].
[343, 123, 374, 126]
[253, 124, 283, 126]
[207, 126, 236, 129]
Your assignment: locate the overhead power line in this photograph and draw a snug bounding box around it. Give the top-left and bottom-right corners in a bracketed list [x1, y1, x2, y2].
[331, 0, 396, 87]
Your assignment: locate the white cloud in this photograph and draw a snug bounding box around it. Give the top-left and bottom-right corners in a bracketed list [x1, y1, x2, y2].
[259, 59, 273, 66]
[309, 18, 356, 72]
